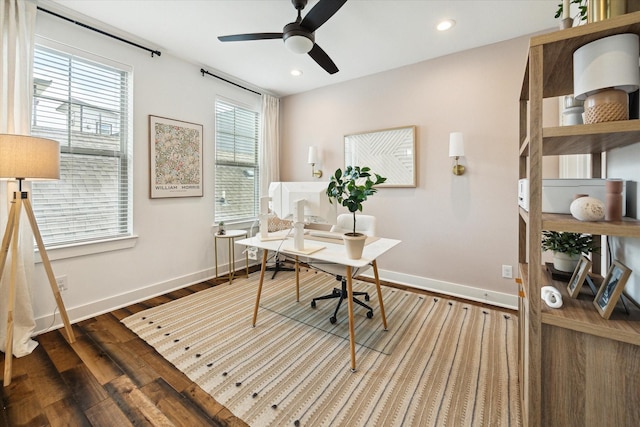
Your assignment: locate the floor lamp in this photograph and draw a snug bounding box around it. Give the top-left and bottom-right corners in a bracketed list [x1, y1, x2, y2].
[0, 134, 75, 387]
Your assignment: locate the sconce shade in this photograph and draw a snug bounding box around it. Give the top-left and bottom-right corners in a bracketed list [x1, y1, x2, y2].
[573, 33, 640, 100]
[0, 134, 60, 180]
[308, 146, 318, 164]
[449, 132, 465, 157]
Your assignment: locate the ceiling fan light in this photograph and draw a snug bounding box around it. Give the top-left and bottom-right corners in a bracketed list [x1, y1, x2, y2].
[285, 34, 313, 54]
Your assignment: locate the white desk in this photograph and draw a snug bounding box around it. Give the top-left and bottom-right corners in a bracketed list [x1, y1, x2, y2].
[236, 234, 401, 371]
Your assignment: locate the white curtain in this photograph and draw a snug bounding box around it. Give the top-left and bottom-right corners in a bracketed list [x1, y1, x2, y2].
[260, 94, 280, 196]
[0, 0, 39, 357]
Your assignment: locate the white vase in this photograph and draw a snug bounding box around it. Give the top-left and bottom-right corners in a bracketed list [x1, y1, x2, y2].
[343, 233, 367, 259]
[553, 252, 580, 273]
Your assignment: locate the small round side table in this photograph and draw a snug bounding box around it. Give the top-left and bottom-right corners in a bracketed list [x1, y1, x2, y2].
[214, 229, 248, 284]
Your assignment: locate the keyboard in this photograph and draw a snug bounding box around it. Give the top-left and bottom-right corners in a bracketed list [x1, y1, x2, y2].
[308, 230, 343, 240]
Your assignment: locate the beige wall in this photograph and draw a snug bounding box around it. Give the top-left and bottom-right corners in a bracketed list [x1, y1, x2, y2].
[280, 35, 553, 306]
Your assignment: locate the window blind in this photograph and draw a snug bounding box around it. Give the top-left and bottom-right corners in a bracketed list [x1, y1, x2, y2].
[215, 100, 260, 222]
[31, 44, 132, 247]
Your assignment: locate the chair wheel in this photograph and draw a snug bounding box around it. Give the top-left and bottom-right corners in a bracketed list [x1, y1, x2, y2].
[364, 295, 370, 301]
[311, 300, 316, 308]
[330, 316, 337, 324]
[366, 311, 373, 319]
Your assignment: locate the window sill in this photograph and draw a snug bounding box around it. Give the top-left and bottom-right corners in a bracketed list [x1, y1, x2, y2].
[35, 235, 139, 263]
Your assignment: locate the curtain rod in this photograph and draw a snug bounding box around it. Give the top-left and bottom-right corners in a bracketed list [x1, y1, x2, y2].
[37, 7, 162, 57]
[200, 68, 261, 96]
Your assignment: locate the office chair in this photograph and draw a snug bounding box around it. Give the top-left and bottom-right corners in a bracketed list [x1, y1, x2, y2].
[310, 214, 376, 324]
[265, 211, 295, 279]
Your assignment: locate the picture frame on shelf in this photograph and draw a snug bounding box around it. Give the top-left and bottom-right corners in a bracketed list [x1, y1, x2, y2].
[567, 255, 592, 298]
[149, 115, 203, 198]
[593, 260, 632, 319]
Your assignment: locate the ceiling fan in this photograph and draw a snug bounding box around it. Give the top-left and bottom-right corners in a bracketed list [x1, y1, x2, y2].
[218, 0, 347, 74]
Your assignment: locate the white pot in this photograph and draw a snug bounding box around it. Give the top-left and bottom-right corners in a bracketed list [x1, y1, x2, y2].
[343, 233, 367, 259]
[553, 252, 580, 273]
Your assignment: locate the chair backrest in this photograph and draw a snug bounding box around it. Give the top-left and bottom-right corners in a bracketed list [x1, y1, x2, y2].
[330, 214, 376, 236]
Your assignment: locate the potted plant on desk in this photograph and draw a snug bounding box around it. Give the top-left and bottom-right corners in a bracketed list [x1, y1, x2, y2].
[326, 166, 386, 259]
[541, 231, 598, 272]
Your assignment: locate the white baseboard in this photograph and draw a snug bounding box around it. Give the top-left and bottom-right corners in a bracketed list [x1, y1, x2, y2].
[34, 266, 219, 335]
[34, 260, 517, 335]
[361, 268, 518, 310]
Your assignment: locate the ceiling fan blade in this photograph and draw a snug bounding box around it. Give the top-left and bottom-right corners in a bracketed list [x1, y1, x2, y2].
[301, 0, 347, 32]
[308, 44, 338, 74]
[218, 33, 283, 42]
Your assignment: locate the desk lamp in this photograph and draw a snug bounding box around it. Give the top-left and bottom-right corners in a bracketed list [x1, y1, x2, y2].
[0, 134, 75, 386]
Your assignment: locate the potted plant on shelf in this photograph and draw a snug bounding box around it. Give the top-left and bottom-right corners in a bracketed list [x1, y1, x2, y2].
[217, 221, 225, 235]
[541, 231, 598, 272]
[555, 0, 588, 28]
[326, 166, 386, 259]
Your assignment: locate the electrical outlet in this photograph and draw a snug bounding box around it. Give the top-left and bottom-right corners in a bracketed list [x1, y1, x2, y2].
[56, 275, 68, 292]
[501, 265, 513, 279]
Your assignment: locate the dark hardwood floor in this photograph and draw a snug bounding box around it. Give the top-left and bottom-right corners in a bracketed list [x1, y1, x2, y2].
[0, 276, 248, 427]
[1, 264, 515, 426]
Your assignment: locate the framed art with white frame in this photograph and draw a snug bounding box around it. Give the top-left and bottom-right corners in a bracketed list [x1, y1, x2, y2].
[344, 125, 416, 187]
[593, 260, 632, 319]
[149, 115, 203, 198]
[567, 255, 592, 298]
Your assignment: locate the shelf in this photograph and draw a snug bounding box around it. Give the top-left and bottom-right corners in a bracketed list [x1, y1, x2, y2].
[519, 210, 640, 238]
[542, 213, 640, 237]
[518, 120, 640, 157]
[519, 264, 640, 346]
[539, 267, 640, 345]
[542, 120, 640, 155]
[520, 120, 640, 157]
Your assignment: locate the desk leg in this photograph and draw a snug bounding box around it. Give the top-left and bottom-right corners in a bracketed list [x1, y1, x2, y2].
[245, 244, 249, 277]
[346, 266, 356, 372]
[252, 250, 268, 327]
[372, 260, 388, 330]
[295, 256, 300, 302]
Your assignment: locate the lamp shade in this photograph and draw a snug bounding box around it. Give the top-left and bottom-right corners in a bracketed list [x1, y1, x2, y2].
[308, 146, 318, 164]
[449, 132, 465, 157]
[0, 134, 60, 180]
[573, 33, 640, 100]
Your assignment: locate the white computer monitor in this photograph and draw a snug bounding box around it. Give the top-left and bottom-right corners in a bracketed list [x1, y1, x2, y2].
[268, 181, 337, 253]
[269, 182, 337, 225]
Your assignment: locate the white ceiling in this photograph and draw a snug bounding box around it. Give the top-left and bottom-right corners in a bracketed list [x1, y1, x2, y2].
[47, 0, 560, 97]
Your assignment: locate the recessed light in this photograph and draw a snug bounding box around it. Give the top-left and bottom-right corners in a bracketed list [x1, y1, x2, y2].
[290, 69, 303, 77]
[437, 19, 456, 31]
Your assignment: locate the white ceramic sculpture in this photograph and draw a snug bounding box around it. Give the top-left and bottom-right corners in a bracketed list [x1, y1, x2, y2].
[570, 196, 605, 221]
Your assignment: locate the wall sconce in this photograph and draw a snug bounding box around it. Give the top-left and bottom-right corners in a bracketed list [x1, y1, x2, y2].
[308, 146, 322, 178]
[449, 132, 465, 176]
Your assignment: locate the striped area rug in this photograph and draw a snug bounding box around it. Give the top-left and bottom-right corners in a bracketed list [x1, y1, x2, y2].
[122, 269, 521, 426]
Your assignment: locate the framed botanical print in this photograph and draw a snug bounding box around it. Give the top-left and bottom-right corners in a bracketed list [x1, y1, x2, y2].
[149, 115, 203, 198]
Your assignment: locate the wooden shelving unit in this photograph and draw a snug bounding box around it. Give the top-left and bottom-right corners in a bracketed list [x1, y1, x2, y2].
[518, 12, 640, 427]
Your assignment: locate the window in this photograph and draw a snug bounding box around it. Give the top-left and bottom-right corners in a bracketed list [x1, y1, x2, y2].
[30, 44, 132, 247]
[215, 99, 260, 222]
